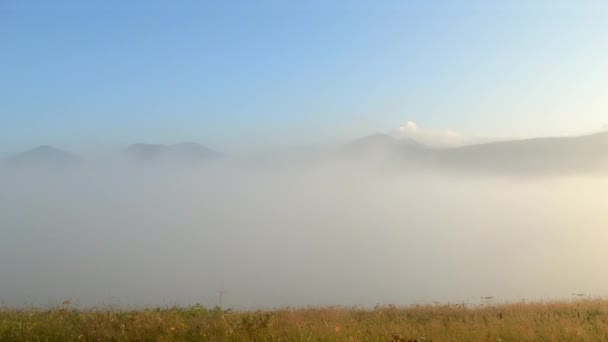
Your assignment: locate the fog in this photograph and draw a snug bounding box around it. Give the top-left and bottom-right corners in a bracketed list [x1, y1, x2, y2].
[1, 156, 608, 309]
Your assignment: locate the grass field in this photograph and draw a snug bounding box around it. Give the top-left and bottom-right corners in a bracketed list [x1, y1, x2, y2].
[1, 299, 608, 341]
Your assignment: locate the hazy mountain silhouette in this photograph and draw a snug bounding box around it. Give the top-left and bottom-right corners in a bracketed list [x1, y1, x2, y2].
[125, 142, 220, 163]
[5, 131, 608, 175]
[434, 131, 608, 175]
[340, 131, 608, 175]
[4, 146, 82, 167]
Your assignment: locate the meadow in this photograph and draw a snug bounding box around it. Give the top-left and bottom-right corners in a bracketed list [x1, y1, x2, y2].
[1, 299, 608, 341]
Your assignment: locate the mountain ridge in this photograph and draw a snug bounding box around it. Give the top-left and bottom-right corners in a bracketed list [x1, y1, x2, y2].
[4, 145, 82, 167]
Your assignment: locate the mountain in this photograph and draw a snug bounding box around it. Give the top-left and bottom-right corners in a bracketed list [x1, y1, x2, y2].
[339, 131, 608, 176]
[436, 131, 608, 175]
[6, 131, 608, 175]
[4, 146, 82, 167]
[125, 142, 220, 163]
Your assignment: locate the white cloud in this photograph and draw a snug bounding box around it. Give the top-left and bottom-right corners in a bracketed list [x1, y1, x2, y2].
[390, 121, 477, 148]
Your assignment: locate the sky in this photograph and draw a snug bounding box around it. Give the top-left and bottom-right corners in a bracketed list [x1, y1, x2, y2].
[2, 0, 608, 155]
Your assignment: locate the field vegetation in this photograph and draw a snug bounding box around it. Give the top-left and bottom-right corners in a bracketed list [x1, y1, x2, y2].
[1, 299, 608, 341]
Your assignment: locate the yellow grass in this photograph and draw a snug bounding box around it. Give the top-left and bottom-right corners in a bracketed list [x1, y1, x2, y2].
[1, 299, 608, 341]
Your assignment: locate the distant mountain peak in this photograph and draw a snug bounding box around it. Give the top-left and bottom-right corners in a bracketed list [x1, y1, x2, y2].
[5, 145, 81, 167]
[32, 145, 57, 151]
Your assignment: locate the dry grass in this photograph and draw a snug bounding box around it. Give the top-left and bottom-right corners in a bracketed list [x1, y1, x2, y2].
[1, 299, 608, 341]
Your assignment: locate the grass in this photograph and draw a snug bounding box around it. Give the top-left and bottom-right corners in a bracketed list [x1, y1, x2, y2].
[1, 299, 608, 341]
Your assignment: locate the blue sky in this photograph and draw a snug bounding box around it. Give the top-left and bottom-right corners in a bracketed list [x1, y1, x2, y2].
[1, 1, 608, 154]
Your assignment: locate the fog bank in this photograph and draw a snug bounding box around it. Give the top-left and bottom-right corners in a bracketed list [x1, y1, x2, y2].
[1, 160, 607, 308]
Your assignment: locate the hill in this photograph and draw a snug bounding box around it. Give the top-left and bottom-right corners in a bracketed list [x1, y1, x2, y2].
[4, 146, 82, 167]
